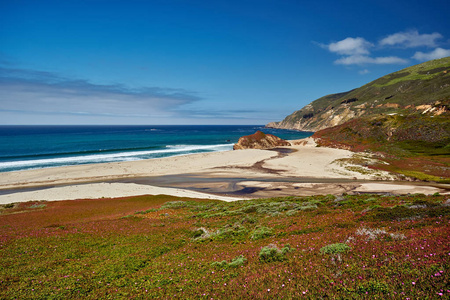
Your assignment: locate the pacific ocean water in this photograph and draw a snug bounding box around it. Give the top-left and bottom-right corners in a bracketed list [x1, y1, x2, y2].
[0, 125, 313, 173]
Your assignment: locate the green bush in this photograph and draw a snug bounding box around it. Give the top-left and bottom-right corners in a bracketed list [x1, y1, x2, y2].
[192, 227, 212, 240]
[250, 226, 273, 240]
[320, 243, 351, 255]
[160, 201, 190, 209]
[211, 255, 246, 269]
[228, 255, 247, 268]
[285, 210, 298, 216]
[211, 260, 228, 268]
[240, 216, 257, 224]
[357, 280, 389, 294]
[29, 203, 47, 209]
[281, 244, 293, 254]
[135, 208, 158, 214]
[259, 244, 292, 263]
[259, 245, 284, 262]
[215, 223, 248, 240]
[3, 203, 15, 209]
[192, 228, 207, 239]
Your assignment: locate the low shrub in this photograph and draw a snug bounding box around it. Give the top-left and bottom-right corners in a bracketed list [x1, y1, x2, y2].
[356, 280, 390, 295]
[135, 208, 158, 214]
[259, 244, 293, 263]
[2, 203, 15, 209]
[250, 226, 273, 240]
[240, 215, 258, 224]
[160, 201, 191, 209]
[215, 223, 248, 240]
[281, 244, 293, 254]
[29, 203, 47, 209]
[192, 227, 212, 240]
[259, 244, 284, 262]
[211, 255, 246, 269]
[320, 243, 351, 255]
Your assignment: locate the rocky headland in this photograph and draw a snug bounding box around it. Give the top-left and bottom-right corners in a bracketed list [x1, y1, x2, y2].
[233, 131, 291, 150]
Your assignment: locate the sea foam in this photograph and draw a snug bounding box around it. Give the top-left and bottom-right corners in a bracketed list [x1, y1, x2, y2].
[0, 144, 234, 171]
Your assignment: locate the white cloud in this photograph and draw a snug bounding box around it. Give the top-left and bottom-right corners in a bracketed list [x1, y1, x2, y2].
[372, 56, 409, 64]
[379, 30, 442, 48]
[334, 55, 408, 65]
[327, 37, 373, 55]
[323, 37, 407, 66]
[320, 30, 447, 68]
[359, 69, 370, 75]
[412, 48, 450, 61]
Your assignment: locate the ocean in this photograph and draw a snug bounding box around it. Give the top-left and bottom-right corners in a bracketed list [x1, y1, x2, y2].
[0, 125, 312, 173]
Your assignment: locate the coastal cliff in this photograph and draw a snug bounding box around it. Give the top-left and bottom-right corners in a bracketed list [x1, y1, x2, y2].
[266, 57, 450, 182]
[233, 131, 291, 150]
[266, 57, 450, 132]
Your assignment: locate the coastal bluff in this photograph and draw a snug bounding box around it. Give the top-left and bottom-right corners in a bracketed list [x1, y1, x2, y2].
[233, 131, 291, 150]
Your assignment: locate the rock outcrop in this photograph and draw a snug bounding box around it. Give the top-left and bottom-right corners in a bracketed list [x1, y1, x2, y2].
[233, 131, 291, 150]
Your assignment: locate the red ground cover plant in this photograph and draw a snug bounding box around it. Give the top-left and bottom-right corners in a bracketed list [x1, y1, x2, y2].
[1, 194, 449, 299]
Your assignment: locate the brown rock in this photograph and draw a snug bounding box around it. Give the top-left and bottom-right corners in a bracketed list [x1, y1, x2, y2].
[233, 131, 291, 150]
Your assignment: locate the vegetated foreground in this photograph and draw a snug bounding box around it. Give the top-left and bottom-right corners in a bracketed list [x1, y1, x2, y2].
[1, 194, 449, 299]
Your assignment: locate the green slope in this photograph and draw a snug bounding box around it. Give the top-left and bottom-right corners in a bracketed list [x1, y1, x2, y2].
[267, 57, 450, 131]
[312, 113, 450, 182]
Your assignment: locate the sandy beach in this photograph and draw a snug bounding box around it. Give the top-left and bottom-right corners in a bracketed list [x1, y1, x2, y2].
[0, 138, 448, 204]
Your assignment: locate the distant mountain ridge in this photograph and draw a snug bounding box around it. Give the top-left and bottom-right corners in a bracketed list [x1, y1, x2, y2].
[267, 57, 450, 132]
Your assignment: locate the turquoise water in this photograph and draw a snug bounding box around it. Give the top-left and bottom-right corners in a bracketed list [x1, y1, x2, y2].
[0, 125, 313, 172]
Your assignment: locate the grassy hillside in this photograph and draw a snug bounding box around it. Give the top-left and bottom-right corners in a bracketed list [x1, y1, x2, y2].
[313, 114, 450, 182]
[268, 57, 450, 131]
[267, 57, 450, 182]
[1, 194, 449, 299]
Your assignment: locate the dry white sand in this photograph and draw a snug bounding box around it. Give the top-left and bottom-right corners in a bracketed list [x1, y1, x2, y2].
[0, 182, 244, 204]
[264, 138, 394, 179]
[0, 137, 447, 204]
[352, 183, 442, 195]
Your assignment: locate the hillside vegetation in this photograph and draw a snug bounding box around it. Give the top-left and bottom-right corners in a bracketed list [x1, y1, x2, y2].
[267, 57, 450, 131]
[1, 194, 449, 299]
[313, 114, 450, 182]
[267, 57, 450, 182]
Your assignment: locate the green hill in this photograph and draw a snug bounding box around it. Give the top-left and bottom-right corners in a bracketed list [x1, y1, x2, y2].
[313, 114, 450, 182]
[267, 57, 450, 131]
[267, 57, 450, 182]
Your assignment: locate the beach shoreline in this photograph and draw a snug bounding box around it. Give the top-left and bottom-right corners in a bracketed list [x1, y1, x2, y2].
[1, 138, 448, 204]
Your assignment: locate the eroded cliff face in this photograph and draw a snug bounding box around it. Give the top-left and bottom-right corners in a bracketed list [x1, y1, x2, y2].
[233, 131, 291, 150]
[267, 103, 366, 132]
[267, 100, 449, 132]
[266, 57, 450, 132]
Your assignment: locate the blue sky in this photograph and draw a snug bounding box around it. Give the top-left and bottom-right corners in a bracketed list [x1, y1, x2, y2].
[1, 0, 449, 125]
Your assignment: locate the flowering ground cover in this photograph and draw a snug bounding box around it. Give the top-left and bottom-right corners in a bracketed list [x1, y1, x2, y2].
[1, 193, 449, 299]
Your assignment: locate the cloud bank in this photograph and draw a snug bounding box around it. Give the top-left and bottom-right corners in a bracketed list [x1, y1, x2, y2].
[320, 30, 449, 69]
[0, 67, 281, 124]
[379, 30, 442, 48]
[327, 37, 373, 56]
[334, 55, 408, 66]
[0, 67, 205, 124]
[412, 48, 450, 62]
